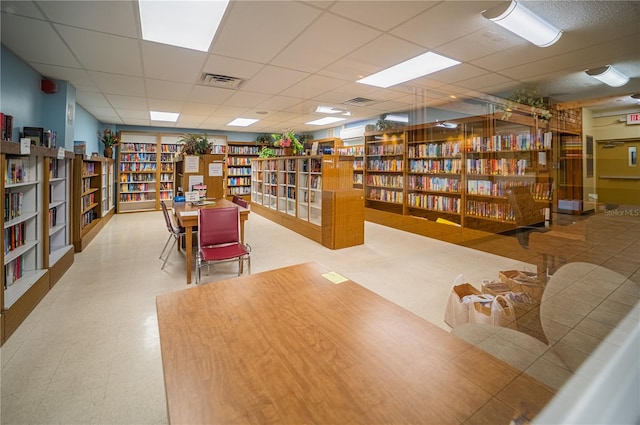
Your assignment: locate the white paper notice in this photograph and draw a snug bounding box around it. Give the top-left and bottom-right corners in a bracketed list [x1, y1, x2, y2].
[188, 175, 204, 191]
[185, 191, 199, 202]
[184, 156, 199, 173]
[209, 162, 223, 177]
[20, 138, 31, 155]
[538, 151, 547, 166]
[57, 147, 65, 159]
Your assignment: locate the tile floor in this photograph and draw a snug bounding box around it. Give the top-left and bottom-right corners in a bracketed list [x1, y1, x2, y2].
[0, 209, 638, 424]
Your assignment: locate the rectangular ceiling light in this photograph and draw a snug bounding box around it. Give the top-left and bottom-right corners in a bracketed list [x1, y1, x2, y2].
[306, 117, 346, 126]
[138, 0, 229, 52]
[585, 65, 630, 87]
[150, 111, 179, 122]
[357, 52, 460, 88]
[227, 118, 259, 127]
[482, 0, 562, 47]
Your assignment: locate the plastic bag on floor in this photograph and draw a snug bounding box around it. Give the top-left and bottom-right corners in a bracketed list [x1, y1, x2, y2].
[469, 294, 517, 329]
[444, 275, 491, 327]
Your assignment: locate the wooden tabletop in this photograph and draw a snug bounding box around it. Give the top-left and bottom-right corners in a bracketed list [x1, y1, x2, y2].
[156, 262, 554, 424]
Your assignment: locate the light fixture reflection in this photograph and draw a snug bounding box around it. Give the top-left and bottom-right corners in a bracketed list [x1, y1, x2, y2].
[482, 0, 562, 47]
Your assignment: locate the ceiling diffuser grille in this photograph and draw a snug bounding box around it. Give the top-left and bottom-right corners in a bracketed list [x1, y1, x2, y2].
[202, 73, 243, 89]
[344, 97, 376, 106]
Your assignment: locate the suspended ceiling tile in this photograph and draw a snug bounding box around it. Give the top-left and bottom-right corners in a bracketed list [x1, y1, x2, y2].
[147, 99, 184, 113]
[84, 105, 120, 119]
[279, 75, 349, 100]
[145, 80, 193, 102]
[187, 85, 235, 104]
[240, 66, 309, 95]
[255, 95, 301, 111]
[75, 91, 111, 108]
[116, 108, 151, 120]
[141, 42, 208, 83]
[328, 1, 437, 31]
[224, 90, 273, 108]
[211, 1, 321, 64]
[88, 72, 146, 97]
[211, 105, 250, 118]
[181, 102, 218, 116]
[56, 24, 143, 76]
[38, 0, 139, 38]
[105, 94, 148, 110]
[31, 64, 94, 87]
[1, 15, 80, 67]
[1, 1, 46, 19]
[270, 13, 381, 74]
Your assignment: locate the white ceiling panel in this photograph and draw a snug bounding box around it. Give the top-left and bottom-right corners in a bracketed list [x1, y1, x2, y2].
[240, 66, 310, 95]
[147, 99, 184, 113]
[145, 80, 193, 102]
[224, 91, 272, 109]
[202, 55, 264, 81]
[105, 94, 148, 110]
[141, 42, 208, 83]
[328, 1, 436, 32]
[255, 96, 302, 111]
[55, 25, 143, 76]
[270, 13, 381, 74]
[1, 14, 80, 67]
[31, 64, 94, 87]
[75, 91, 111, 108]
[211, 1, 321, 64]
[88, 72, 146, 97]
[277, 75, 348, 100]
[187, 85, 235, 105]
[1, 1, 46, 19]
[116, 108, 151, 120]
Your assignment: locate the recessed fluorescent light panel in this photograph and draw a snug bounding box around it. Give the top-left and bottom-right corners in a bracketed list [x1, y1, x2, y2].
[138, 0, 229, 51]
[482, 0, 562, 47]
[307, 117, 347, 126]
[227, 118, 259, 127]
[150, 111, 179, 122]
[357, 52, 460, 88]
[585, 65, 630, 87]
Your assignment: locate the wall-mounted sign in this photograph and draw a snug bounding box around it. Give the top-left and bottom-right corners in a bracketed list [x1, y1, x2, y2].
[627, 113, 640, 125]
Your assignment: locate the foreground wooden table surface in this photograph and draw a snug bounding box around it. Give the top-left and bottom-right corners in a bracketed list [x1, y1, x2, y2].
[156, 262, 554, 424]
[172, 198, 249, 284]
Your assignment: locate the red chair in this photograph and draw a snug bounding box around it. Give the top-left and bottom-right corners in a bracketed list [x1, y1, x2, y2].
[233, 196, 249, 208]
[196, 206, 251, 284]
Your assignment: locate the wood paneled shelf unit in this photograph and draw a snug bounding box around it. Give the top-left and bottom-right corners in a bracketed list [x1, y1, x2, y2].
[251, 155, 364, 249]
[73, 155, 112, 252]
[336, 145, 364, 188]
[1, 142, 75, 343]
[363, 112, 554, 235]
[226, 141, 260, 200]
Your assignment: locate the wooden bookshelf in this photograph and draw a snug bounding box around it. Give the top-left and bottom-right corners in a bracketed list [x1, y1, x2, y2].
[336, 145, 364, 188]
[1, 142, 50, 343]
[362, 112, 555, 234]
[226, 141, 260, 200]
[251, 155, 364, 249]
[174, 151, 226, 200]
[73, 155, 104, 252]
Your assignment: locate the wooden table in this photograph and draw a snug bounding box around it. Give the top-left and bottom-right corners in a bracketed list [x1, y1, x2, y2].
[172, 199, 249, 284]
[156, 262, 555, 424]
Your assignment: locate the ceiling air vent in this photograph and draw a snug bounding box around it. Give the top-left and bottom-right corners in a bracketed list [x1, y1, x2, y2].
[202, 73, 243, 89]
[344, 97, 376, 107]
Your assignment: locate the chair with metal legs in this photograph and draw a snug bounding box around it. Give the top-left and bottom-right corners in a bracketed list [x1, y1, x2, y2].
[159, 200, 187, 270]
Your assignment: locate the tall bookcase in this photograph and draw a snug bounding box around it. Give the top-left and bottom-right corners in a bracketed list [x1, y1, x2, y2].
[251, 155, 364, 248]
[363, 112, 554, 234]
[174, 150, 226, 200]
[100, 158, 116, 219]
[73, 155, 105, 252]
[117, 132, 181, 212]
[364, 130, 405, 214]
[226, 141, 260, 200]
[336, 145, 364, 188]
[2, 143, 77, 343]
[44, 151, 75, 286]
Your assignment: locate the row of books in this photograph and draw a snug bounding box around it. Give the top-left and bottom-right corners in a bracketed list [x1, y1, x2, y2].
[5, 158, 33, 185]
[119, 193, 155, 202]
[159, 182, 173, 191]
[228, 186, 251, 196]
[48, 159, 60, 179]
[309, 175, 322, 190]
[466, 201, 516, 222]
[121, 153, 157, 162]
[81, 193, 96, 210]
[366, 174, 403, 188]
[407, 176, 460, 193]
[120, 143, 157, 153]
[468, 131, 552, 152]
[408, 141, 463, 158]
[119, 183, 153, 193]
[82, 162, 96, 176]
[466, 158, 529, 176]
[1, 112, 14, 141]
[120, 173, 155, 182]
[336, 146, 364, 156]
[407, 193, 461, 213]
[367, 188, 403, 204]
[228, 167, 251, 176]
[367, 159, 404, 172]
[227, 177, 251, 187]
[4, 222, 26, 254]
[159, 192, 174, 200]
[467, 180, 552, 200]
[48, 207, 58, 228]
[228, 145, 260, 155]
[120, 163, 157, 172]
[160, 153, 175, 162]
[5, 255, 23, 287]
[4, 191, 23, 221]
[367, 144, 404, 156]
[160, 163, 173, 172]
[160, 144, 180, 153]
[227, 157, 252, 166]
[409, 159, 462, 174]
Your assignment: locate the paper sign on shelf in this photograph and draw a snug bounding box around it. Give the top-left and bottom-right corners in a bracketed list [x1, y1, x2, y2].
[209, 161, 223, 177]
[20, 138, 31, 155]
[184, 156, 199, 173]
[57, 147, 65, 159]
[185, 191, 199, 202]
